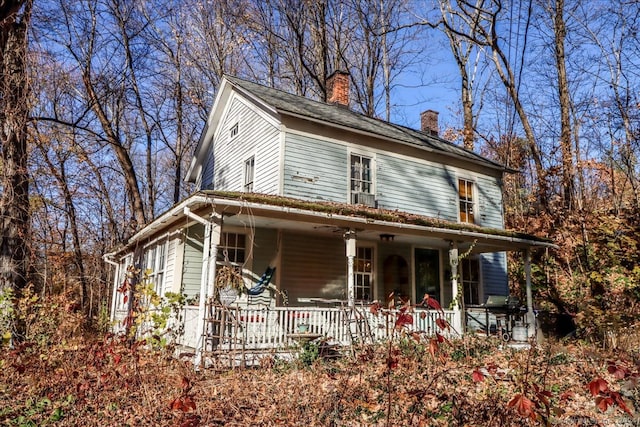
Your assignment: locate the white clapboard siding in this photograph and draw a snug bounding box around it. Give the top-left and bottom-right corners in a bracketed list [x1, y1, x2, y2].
[282, 133, 348, 202]
[207, 96, 280, 193]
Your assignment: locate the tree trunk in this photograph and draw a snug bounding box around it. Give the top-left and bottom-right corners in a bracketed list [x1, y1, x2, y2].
[0, 0, 32, 340]
[553, 0, 574, 211]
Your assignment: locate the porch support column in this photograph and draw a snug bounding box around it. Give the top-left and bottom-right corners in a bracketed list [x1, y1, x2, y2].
[345, 230, 357, 307]
[187, 207, 222, 369]
[524, 248, 536, 338]
[448, 242, 462, 332]
[448, 242, 459, 309]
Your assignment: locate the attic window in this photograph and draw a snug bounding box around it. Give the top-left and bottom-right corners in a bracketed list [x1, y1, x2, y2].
[230, 122, 239, 139]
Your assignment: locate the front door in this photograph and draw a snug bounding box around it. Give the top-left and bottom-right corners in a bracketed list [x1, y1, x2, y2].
[415, 248, 441, 303]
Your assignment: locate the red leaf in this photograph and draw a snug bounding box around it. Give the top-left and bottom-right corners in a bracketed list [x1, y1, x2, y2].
[419, 311, 427, 319]
[435, 318, 450, 331]
[595, 396, 612, 412]
[180, 415, 201, 427]
[182, 396, 196, 411]
[369, 302, 381, 316]
[612, 391, 633, 415]
[472, 369, 484, 382]
[428, 338, 439, 357]
[559, 391, 574, 401]
[123, 295, 128, 304]
[180, 376, 190, 391]
[435, 332, 446, 343]
[424, 295, 443, 312]
[113, 354, 122, 365]
[508, 393, 535, 419]
[387, 356, 398, 370]
[607, 362, 628, 380]
[170, 397, 184, 411]
[588, 378, 609, 396]
[395, 313, 413, 329]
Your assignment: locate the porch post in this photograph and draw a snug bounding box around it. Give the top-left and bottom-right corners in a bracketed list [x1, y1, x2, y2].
[345, 230, 357, 307]
[448, 242, 462, 332]
[188, 208, 222, 369]
[524, 248, 536, 338]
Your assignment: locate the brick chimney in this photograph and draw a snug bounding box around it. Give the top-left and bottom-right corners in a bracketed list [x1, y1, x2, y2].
[420, 110, 439, 136]
[326, 71, 349, 107]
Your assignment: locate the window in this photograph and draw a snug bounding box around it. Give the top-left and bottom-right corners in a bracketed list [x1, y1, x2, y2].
[355, 246, 373, 301]
[145, 241, 167, 297]
[350, 154, 373, 205]
[217, 233, 246, 266]
[116, 255, 133, 310]
[244, 156, 255, 192]
[230, 122, 239, 139]
[461, 257, 480, 305]
[458, 178, 475, 223]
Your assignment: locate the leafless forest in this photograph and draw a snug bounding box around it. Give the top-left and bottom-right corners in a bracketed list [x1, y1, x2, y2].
[1, 1, 640, 425]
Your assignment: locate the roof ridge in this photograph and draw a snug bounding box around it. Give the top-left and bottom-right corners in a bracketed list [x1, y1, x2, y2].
[223, 74, 507, 171]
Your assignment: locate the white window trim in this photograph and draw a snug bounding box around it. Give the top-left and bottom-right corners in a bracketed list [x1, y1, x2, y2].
[230, 122, 239, 140]
[348, 150, 376, 205]
[461, 255, 483, 305]
[411, 246, 444, 304]
[457, 176, 477, 224]
[354, 243, 375, 302]
[143, 240, 168, 298]
[243, 155, 255, 193]
[115, 254, 133, 310]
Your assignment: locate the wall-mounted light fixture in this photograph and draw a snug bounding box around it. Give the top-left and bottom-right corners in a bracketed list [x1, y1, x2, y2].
[380, 234, 395, 242]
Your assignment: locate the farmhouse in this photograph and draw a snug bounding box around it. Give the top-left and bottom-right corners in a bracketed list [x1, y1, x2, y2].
[105, 72, 553, 365]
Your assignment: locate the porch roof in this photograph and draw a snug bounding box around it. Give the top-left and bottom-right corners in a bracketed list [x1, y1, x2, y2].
[108, 191, 556, 258]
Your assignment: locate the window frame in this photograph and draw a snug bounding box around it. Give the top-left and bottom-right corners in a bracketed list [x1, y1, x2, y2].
[349, 152, 375, 205]
[144, 240, 168, 298]
[243, 155, 255, 193]
[230, 122, 239, 139]
[116, 254, 133, 310]
[458, 177, 476, 224]
[354, 244, 375, 302]
[461, 256, 481, 305]
[216, 232, 247, 267]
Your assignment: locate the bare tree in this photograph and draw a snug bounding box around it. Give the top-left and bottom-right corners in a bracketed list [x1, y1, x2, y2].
[0, 0, 32, 338]
[439, 0, 549, 209]
[439, 0, 486, 150]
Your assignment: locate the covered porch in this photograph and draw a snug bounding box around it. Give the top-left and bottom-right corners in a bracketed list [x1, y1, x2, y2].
[172, 192, 554, 365]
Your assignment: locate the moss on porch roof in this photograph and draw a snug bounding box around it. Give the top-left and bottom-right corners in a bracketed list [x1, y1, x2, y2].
[202, 190, 551, 243]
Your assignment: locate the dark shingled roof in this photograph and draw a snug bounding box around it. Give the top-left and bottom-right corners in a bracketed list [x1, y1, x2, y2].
[225, 75, 506, 171]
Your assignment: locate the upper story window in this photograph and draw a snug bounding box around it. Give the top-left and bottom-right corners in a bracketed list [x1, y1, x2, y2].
[244, 156, 255, 192]
[458, 178, 475, 223]
[350, 154, 374, 206]
[230, 122, 239, 139]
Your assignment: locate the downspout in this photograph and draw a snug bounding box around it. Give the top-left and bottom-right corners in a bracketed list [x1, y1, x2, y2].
[184, 207, 221, 369]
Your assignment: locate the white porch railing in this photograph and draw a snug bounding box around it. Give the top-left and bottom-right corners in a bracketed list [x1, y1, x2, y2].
[114, 305, 463, 351]
[192, 305, 461, 351]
